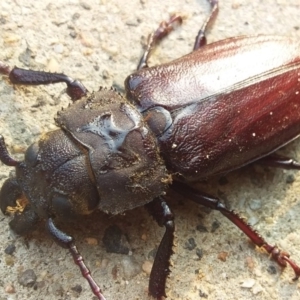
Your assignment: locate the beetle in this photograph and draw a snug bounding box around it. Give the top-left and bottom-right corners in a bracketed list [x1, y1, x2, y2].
[2, 0, 300, 296]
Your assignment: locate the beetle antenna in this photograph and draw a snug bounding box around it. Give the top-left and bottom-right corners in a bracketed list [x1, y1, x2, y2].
[0, 135, 21, 167]
[46, 218, 106, 300]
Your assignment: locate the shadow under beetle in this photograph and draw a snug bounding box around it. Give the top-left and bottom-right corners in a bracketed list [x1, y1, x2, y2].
[1, 1, 300, 299]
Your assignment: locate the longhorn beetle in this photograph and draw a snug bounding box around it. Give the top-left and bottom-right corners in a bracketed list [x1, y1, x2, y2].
[0, 0, 300, 299]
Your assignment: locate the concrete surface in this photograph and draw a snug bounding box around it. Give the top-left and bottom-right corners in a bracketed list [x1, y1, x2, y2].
[0, 0, 300, 299]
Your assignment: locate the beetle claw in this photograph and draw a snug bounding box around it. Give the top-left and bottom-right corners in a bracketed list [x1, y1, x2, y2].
[281, 254, 300, 280]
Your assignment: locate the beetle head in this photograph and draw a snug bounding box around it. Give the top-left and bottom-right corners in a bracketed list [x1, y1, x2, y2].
[0, 88, 170, 235]
[0, 131, 100, 234]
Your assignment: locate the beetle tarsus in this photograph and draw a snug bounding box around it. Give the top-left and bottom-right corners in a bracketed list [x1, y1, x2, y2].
[137, 15, 182, 70]
[193, 0, 219, 50]
[262, 245, 300, 280]
[222, 211, 300, 279]
[172, 181, 300, 280]
[46, 218, 106, 300]
[136, 0, 219, 69]
[285, 255, 300, 280]
[145, 197, 175, 299]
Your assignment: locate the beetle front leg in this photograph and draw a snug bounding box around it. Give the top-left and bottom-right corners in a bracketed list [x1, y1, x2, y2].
[145, 196, 175, 300]
[0, 61, 87, 101]
[46, 218, 106, 300]
[172, 181, 300, 280]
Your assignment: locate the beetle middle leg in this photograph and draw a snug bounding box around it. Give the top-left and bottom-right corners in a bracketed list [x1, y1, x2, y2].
[0, 61, 87, 101]
[172, 181, 300, 280]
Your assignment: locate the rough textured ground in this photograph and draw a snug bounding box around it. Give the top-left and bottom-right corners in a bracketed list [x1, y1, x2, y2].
[0, 1, 300, 299]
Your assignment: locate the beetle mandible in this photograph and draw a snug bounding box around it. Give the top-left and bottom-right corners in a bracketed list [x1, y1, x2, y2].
[1, 0, 300, 299]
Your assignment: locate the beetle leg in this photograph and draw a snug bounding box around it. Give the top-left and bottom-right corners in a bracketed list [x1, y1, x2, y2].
[137, 15, 183, 70]
[0, 61, 88, 101]
[46, 218, 106, 300]
[145, 196, 175, 300]
[137, 0, 219, 70]
[193, 0, 219, 50]
[172, 181, 300, 280]
[257, 153, 300, 170]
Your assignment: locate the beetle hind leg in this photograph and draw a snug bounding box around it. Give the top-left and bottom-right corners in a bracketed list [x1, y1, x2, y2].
[172, 181, 300, 280]
[0, 61, 88, 101]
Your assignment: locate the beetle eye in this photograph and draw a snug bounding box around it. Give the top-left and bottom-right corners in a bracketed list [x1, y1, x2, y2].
[24, 143, 40, 166]
[52, 194, 73, 218]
